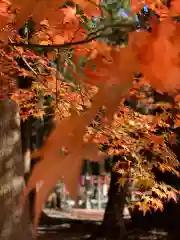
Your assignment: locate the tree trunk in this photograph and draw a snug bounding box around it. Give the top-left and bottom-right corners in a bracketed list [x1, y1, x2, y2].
[21, 117, 36, 221]
[21, 118, 32, 184]
[0, 99, 35, 240]
[93, 170, 128, 240]
[103, 170, 128, 239]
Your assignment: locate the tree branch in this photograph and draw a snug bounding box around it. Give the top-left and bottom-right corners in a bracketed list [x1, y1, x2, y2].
[8, 22, 136, 50]
[9, 34, 99, 50]
[8, 37, 38, 76]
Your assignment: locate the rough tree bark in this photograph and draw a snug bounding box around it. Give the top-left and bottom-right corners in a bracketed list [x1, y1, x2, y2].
[92, 168, 129, 240]
[22, 116, 56, 223]
[21, 117, 36, 221]
[21, 118, 32, 183]
[0, 99, 35, 240]
[102, 170, 128, 239]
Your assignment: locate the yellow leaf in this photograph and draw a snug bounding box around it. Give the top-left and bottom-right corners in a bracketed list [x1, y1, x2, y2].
[118, 177, 127, 186]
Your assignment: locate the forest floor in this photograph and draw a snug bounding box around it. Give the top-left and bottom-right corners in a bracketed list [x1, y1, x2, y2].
[38, 208, 104, 240]
[37, 209, 168, 240]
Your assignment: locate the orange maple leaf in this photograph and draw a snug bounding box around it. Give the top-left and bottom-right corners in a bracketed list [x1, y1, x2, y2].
[170, 0, 180, 15]
[73, 0, 101, 17]
[151, 134, 164, 145]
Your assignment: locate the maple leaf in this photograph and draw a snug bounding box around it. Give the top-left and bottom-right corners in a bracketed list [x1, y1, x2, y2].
[151, 134, 164, 145]
[158, 163, 180, 177]
[73, 0, 101, 17]
[174, 118, 180, 127]
[136, 200, 151, 215]
[62, 6, 77, 24]
[27, 0, 67, 30]
[31, 6, 88, 45]
[118, 177, 127, 186]
[170, 0, 180, 15]
[0, 0, 11, 29]
[167, 190, 177, 202]
[75, 42, 137, 88]
[151, 198, 164, 212]
[13, 0, 38, 30]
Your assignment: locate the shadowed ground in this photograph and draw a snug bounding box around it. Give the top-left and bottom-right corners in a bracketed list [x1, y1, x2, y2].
[37, 209, 168, 240]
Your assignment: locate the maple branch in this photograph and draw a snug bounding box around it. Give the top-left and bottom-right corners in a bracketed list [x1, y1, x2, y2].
[9, 35, 101, 50]
[8, 22, 135, 50]
[56, 50, 61, 107]
[88, 21, 135, 38]
[8, 37, 38, 76]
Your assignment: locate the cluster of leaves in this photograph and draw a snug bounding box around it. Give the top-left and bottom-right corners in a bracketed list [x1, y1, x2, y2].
[11, 51, 96, 120]
[9, 26, 97, 120]
[85, 77, 180, 213]
[0, 46, 18, 99]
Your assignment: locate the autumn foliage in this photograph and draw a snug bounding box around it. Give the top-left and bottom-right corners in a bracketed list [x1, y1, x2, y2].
[0, 0, 180, 229]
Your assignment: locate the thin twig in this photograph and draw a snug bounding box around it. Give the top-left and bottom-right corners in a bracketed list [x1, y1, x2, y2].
[8, 37, 38, 76]
[56, 49, 61, 107]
